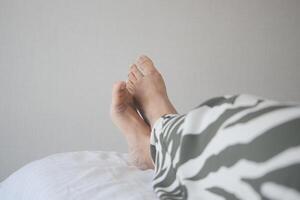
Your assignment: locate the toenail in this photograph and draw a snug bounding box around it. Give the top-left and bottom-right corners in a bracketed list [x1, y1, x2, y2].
[129, 72, 136, 78]
[120, 83, 126, 89]
[130, 64, 135, 70]
[137, 55, 147, 63]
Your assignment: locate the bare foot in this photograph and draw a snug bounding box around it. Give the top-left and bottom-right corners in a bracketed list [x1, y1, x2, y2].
[127, 55, 177, 127]
[110, 81, 154, 170]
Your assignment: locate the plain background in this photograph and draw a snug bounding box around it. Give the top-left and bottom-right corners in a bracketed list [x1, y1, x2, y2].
[0, 0, 299, 181]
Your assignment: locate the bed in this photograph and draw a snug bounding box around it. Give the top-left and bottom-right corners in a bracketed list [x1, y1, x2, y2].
[0, 151, 157, 200]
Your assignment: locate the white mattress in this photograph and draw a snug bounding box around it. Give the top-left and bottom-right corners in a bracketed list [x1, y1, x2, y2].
[0, 151, 157, 200]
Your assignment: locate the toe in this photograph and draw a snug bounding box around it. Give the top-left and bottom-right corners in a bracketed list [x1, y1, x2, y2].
[130, 64, 143, 80]
[128, 72, 137, 83]
[135, 55, 158, 75]
[112, 81, 126, 91]
[111, 81, 126, 106]
[126, 80, 135, 94]
[112, 81, 126, 94]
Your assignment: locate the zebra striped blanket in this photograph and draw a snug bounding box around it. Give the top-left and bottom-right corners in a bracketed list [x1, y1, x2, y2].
[150, 94, 300, 200]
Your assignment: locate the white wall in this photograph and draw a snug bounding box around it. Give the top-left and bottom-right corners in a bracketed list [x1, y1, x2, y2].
[0, 0, 299, 181]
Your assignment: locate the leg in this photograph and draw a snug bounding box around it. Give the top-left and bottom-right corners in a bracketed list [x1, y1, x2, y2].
[150, 94, 300, 199]
[126, 55, 300, 199]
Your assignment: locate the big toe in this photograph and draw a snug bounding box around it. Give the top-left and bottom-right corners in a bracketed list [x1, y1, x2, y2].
[135, 55, 159, 75]
[111, 81, 127, 109]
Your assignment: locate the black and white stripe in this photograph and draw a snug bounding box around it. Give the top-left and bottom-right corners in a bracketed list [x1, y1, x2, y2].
[150, 94, 300, 200]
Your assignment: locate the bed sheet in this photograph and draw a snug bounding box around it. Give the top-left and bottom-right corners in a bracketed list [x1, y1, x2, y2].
[0, 151, 157, 200]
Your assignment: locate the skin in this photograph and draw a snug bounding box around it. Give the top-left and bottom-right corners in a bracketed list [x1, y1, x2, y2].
[110, 55, 177, 170]
[127, 55, 177, 128]
[110, 81, 154, 169]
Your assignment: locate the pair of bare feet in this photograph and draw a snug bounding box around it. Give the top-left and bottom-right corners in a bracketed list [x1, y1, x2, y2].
[110, 55, 177, 170]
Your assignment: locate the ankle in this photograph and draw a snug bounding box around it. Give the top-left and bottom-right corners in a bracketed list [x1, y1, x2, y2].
[148, 96, 177, 127]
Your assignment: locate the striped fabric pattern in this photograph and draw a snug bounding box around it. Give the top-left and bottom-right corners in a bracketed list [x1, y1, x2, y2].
[150, 94, 300, 200]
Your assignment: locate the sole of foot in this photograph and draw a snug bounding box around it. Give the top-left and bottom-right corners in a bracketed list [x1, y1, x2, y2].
[110, 81, 154, 170]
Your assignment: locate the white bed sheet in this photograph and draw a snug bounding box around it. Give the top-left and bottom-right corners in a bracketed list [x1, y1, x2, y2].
[0, 151, 157, 200]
